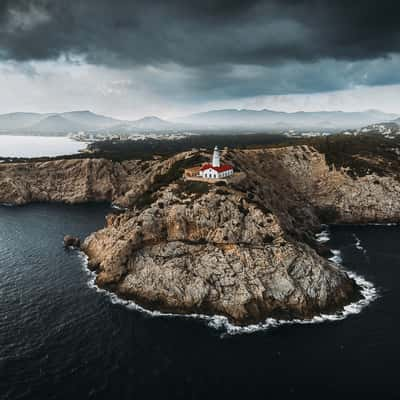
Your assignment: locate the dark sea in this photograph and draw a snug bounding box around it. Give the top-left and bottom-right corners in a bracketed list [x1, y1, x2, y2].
[0, 204, 399, 400]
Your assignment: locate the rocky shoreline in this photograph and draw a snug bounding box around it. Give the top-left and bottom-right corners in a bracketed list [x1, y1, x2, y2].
[82, 187, 360, 325]
[1, 143, 399, 325]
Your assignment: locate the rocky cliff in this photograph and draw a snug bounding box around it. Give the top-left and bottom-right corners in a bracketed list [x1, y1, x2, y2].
[82, 184, 358, 324]
[2, 142, 399, 324]
[229, 145, 400, 224]
[0, 153, 192, 207]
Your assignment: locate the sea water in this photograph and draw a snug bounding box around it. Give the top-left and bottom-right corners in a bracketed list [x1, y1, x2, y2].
[0, 204, 398, 399]
[0, 135, 87, 158]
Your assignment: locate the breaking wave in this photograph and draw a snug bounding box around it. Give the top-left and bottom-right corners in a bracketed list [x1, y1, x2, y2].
[111, 203, 128, 211]
[78, 233, 378, 336]
[352, 233, 368, 255]
[315, 225, 330, 243]
[329, 249, 343, 264]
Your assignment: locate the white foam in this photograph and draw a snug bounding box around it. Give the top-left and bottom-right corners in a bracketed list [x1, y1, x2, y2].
[368, 222, 399, 226]
[352, 233, 367, 254]
[315, 226, 330, 243]
[78, 246, 378, 336]
[111, 203, 128, 211]
[329, 249, 343, 264]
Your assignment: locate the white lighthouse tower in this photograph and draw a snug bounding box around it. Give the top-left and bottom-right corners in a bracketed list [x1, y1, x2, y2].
[212, 146, 220, 168]
[196, 145, 234, 179]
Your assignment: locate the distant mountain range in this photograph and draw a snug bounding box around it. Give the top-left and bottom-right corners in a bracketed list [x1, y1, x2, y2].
[97, 116, 175, 134]
[0, 111, 122, 134]
[0, 109, 398, 135]
[179, 109, 399, 130]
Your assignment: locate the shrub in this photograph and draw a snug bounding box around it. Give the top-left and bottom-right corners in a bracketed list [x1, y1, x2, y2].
[316, 206, 340, 224]
[215, 181, 227, 187]
[180, 181, 210, 195]
[135, 191, 155, 209]
[263, 234, 274, 244]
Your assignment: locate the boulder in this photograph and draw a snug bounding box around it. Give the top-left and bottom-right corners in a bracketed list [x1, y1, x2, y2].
[64, 235, 81, 248]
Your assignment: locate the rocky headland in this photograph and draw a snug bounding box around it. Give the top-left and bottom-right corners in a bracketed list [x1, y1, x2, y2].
[1, 138, 399, 325]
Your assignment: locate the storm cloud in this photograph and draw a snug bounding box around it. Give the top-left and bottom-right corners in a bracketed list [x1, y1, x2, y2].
[0, 0, 400, 66]
[0, 1, 399, 116]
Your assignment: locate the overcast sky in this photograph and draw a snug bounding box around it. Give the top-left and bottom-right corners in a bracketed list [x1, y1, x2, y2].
[0, 0, 399, 119]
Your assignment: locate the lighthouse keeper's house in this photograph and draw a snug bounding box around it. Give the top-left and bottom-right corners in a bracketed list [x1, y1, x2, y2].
[198, 146, 234, 179]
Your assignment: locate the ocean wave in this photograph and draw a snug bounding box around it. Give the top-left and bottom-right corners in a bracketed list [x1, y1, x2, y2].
[315, 226, 330, 243]
[78, 246, 378, 336]
[362, 222, 399, 226]
[352, 233, 367, 255]
[329, 249, 343, 264]
[111, 203, 128, 211]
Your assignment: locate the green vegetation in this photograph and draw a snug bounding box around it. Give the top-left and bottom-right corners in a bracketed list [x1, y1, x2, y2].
[86, 133, 291, 161]
[135, 154, 209, 209]
[153, 153, 208, 187]
[293, 134, 400, 178]
[3, 131, 399, 183]
[315, 206, 340, 224]
[135, 191, 155, 209]
[176, 181, 210, 196]
[215, 181, 227, 187]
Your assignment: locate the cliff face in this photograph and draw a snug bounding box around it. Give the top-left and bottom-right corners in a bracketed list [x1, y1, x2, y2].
[2, 143, 399, 324]
[229, 146, 400, 224]
[2, 145, 399, 224]
[0, 159, 116, 205]
[82, 186, 357, 324]
[0, 153, 190, 207]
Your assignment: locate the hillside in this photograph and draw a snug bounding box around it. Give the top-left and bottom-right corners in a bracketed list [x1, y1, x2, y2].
[60, 111, 121, 128]
[2, 137, 400, 324]
[26, 115, 88, 134]
[0, 110, 124, 135]
[179, 108, 399, 130]
[1, 108, 398, 135]
[0, 112, 49, 131]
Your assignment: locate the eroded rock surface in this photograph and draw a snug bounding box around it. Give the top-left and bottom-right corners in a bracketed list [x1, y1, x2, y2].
[0, 152, 192, 207]
[230, 145, 400, 225]
[82, 186, 358, 325]
[3, 142, 399, 324]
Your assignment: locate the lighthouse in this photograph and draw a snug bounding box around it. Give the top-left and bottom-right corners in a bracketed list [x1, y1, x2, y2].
[212, 146, 220, 168]
[195, 146, 234, 180]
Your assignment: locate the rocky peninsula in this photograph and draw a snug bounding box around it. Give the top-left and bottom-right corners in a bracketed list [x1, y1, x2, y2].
[1, 137, 399, 325]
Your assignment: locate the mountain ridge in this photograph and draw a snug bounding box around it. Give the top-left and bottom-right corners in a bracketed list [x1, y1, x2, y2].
[0, 108, 399, 135]
[179, 108, 399, 129]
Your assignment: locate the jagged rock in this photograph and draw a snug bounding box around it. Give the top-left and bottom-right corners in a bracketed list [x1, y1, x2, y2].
[1, 146, 400, 224]
[0, 152, 195, 207]
[3, 143, 400, 324]
[64, 235, 81, 248]
[82, 187, 360, 325]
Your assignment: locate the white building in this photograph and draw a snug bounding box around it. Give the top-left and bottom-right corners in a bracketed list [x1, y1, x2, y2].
[198, 146, 234, 179]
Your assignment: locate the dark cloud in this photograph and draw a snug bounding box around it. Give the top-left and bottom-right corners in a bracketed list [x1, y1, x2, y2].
[0, 0, 399, 67]
[1, 0, 400, 105]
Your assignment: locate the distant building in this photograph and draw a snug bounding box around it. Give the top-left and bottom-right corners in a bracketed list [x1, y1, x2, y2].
[199, 163, 234, 179]
[184, 146, 234, 181]
[198, 146, 234, 179]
